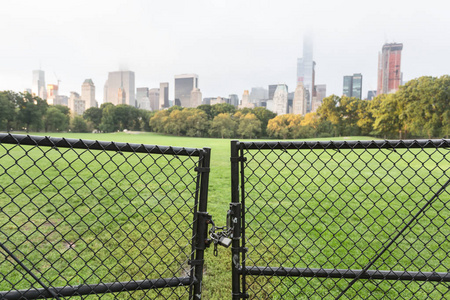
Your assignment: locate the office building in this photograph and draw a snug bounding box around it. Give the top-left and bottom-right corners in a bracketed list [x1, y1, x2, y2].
[81, 79, 97, 109]
[149, 88, 160, 110]
[68, 92, 85, 116]
[342, 74, 362, 99]
[377, 43, 403, 95]
[174, 74, 199, 107]
[367, 90, 377, 100]
[103, 71, 135, 106]
[293, 82, 306, 115]
[136, 87, 150, 110]
[297, 34, 315, 112]
[46, 84, 58, 105]
[239, 90, 255, 109]
[32, 70, 47, 100]
[229, 94, 239, 107]
[273, 84, 288, 115]
[159, 82, 169, 109]
[268, 84, 278, 100]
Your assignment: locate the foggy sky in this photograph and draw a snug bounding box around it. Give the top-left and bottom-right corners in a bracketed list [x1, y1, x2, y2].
[0, 0, 448, 103]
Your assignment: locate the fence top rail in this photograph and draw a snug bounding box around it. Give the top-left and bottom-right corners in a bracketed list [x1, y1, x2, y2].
[237, 139, 450, 151]
[0, 133, 204, 157]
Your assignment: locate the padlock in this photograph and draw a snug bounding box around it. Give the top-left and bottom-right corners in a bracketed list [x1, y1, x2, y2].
[218, 236, 232, 248]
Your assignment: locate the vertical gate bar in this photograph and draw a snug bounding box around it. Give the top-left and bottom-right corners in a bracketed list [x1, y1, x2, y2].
[231, 140, 242, 300]
[239, 144, 247, 297]
[192, 147, 211, 299]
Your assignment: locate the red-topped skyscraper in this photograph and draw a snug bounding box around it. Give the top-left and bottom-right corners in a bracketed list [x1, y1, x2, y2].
[377, 43, 403, 95]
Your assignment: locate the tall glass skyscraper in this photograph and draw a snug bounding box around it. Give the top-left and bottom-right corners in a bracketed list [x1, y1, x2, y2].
[343, 73, 362, 99]
[297, 34, 315, 113]
[174, 74, 198, 107]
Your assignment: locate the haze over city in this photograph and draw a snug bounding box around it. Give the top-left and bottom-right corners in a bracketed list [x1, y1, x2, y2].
[0, 0, 448, 103]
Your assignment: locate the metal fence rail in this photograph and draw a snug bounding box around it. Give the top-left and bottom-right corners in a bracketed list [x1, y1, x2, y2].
[0, 134, 210, 299]
[231, 139, 450, 299]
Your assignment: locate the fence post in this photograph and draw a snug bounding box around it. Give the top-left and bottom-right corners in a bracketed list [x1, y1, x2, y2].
[231, 140, 242, 300]
[192, 147, 211, 299]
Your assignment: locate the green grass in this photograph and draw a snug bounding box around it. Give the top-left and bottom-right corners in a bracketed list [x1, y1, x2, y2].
[0, 132, 449, 299]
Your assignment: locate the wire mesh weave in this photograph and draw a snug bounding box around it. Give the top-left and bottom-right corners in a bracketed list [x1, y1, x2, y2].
[0, 134, 205, 299]
[238, 140, 450, 299]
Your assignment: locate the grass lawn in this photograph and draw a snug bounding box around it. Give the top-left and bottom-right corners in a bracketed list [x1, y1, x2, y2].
[0, 132, 449, 299]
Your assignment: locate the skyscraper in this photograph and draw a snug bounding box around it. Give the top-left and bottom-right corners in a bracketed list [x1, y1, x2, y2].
[46, 84, 58, 105]
[136, 87, 150, 110]
[297, 34, 315, 113]
[174, 74, 198, 107]
[293, 82, 306, 115]
[149, 88, 160, 110]
[81, 79, 96, 109]
[68, 92, 85, 116]
[32, 70, 47, 100]
[342, 73, 362, 99]
[273, 84, 288, 115]
[377, 43, 403, 95]
[268, 84, 278, 100]
[159, 82, 169, 109]
[103, 71, 135, 106]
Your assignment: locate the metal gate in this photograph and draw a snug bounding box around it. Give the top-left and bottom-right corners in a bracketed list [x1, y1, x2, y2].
[231, 139, 450, 299]
[0, 133, 210, 299]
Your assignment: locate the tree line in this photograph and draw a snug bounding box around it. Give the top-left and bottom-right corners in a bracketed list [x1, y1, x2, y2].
[0, 76, 448, 138]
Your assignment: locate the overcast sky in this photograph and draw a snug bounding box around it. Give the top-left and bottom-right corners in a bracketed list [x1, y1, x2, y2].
[0, 0, 448, 103]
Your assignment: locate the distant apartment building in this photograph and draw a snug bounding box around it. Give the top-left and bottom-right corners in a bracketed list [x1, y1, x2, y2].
[268, 84, 278, 100]
[367, 90, 377, 100]
[174, 74, 199, 107]
[159, 82, 169, 109]
[273, 84, 288, 115]
[68, 92, 85, 116]
[297, 34, 315, 113]
[81, 79, 97, 109]
[46, 84, 58, 105]
[32, 70, 47, 100]
[377, 43, 403, 95]
[149, 88, 160, 110]
[293, 82, 306, 115]
[249, 87, 268, 103]
[136, 87, 150, 110]
[229, 94, 239, 107]
[342, 74, 362, 99]
[239, 90, 255, 109]
[311, 84, 326, 112]
[103, 71, 135, 106]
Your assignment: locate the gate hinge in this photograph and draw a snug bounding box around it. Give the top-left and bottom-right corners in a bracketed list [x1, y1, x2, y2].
[230, 156, 247, 163]
[194, 167, 210, 173]
[232, 292, 249, 299]
[188, 259, 204, 266]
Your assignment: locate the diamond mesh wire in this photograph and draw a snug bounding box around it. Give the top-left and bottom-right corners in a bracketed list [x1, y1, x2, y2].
[238, 140, 450, 299]
[0, 134, 206, 299]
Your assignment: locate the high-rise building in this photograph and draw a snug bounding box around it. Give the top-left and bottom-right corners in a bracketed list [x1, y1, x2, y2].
[273, 84, 288, 115]
[103, 71, 135, 106]
[46, 84, 58, 105]
[367, 90, 377, 100]
[81, 79, 96, 109]
[229, 94, 239, 107]
[174, 74, 199, 107]
[32, 70, 47, 100]
[136, 87, 150, 110]
[159, 82, 169, 109]
[268, 85, 278, 100]
[342, 74, 362, 99]
[297, 34, 315, 113]
[68, 92, 85, 116]
[239, 90, 255, 109]
[149, 88, 160, 110]
[293, 82, 306, 115]
[377, 43, 403, 95]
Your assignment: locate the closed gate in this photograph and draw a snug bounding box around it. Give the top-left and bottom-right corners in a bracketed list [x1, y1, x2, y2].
[231, 139, 450, 299]
[0, 134, 211, 299]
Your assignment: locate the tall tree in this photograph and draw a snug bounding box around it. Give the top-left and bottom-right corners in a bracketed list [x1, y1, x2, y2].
[16, 92, 48, 132]
[0, 91, 17, 132]
[209, 113, 237, 138]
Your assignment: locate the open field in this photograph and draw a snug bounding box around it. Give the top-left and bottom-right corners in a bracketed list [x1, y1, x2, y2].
[1, 132, 449, 299]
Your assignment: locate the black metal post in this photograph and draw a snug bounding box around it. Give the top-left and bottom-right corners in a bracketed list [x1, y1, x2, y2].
[231, 140, 242, 300]
[192, 147, 211, 299]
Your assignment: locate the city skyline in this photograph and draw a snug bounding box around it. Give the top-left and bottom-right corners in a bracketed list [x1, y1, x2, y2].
[0, 0, 448, 103]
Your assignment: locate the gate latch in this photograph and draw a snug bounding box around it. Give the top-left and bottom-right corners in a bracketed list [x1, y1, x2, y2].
[208, 210, 234, 256]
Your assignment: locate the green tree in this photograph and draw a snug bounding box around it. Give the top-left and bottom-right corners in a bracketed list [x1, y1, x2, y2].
[251, 107, 277, 137]
[267, 114, 294, 139]
[99, 103, 118, 132]
[237, 113, 261, 139]
[83, 107, 102, 129]
[0, 91, 17, 132]
[44, 106, 70, 132]
[71, 116, 89, 133]
[316, 95, 342, 136]
[209, 113, 237, 138]
[16, 92, 48, 132]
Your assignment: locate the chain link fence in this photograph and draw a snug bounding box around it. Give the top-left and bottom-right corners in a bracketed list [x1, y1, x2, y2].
[0, 133, 210, 299]
[232, 139, 450, 299]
